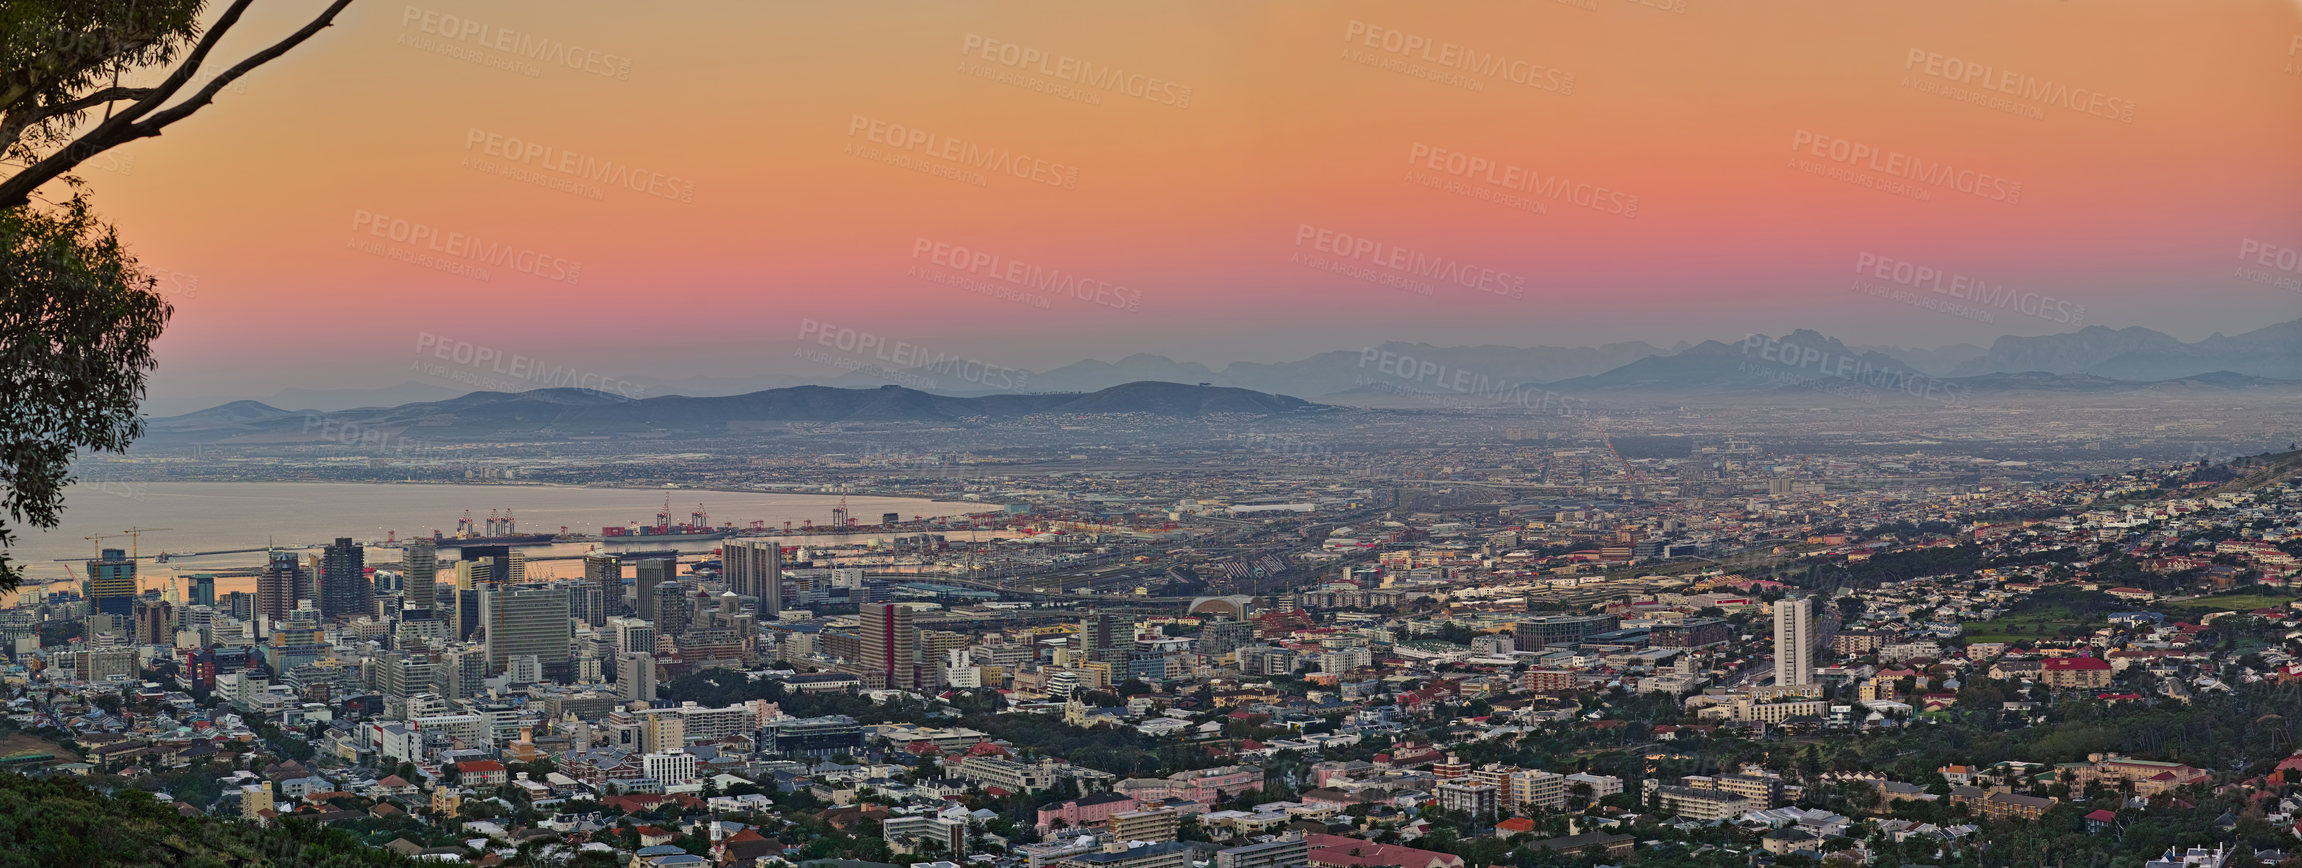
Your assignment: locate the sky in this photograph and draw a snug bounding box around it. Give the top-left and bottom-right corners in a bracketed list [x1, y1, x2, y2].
[43, 0, 2302, 410]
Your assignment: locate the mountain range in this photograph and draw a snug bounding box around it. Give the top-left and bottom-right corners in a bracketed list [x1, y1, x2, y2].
[800, 320, 2302, 404]
[146, 381, 1327, 444]
[152, 318, 2302, 439]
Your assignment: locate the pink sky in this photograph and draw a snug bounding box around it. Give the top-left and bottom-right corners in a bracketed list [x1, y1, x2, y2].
[47, 0, 2302, 406]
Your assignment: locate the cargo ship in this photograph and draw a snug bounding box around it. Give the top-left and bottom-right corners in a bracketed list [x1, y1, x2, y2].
[600, 500, 734, 543]
[433, 509, 559, 547]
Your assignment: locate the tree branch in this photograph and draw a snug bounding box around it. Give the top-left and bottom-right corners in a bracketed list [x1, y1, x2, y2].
[0, 0, 353, 210]
[133, 0, 354, 132]
[0, 87, 161, 157]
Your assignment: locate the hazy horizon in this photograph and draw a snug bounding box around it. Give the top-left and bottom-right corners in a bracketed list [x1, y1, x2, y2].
[52, 0, 2302, 410]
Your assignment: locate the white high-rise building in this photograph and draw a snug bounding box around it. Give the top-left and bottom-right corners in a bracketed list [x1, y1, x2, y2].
[618, 652, 657, 702]
[1773, 595, 1815, 687]
[644, 748, 698, 786]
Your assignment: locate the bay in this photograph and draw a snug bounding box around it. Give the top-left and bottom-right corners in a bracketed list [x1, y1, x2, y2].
[7, 481, 995, 601]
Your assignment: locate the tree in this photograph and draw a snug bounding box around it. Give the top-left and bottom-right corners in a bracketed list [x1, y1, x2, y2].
[1, 1, 357, 208]
[0, 0, 355, 594]
[0, 197, 167, 593]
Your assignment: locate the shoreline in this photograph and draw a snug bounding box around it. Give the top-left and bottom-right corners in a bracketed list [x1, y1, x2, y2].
[68, 477, 991, 509]
[8, 482, 1003, 596]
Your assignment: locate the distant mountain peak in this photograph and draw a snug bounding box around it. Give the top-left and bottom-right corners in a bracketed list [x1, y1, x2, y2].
[145, 381, 1322, 444]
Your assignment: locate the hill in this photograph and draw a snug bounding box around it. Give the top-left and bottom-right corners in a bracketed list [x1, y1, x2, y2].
[2208, 448, 2302, 494]
[0, 771, 421, 867]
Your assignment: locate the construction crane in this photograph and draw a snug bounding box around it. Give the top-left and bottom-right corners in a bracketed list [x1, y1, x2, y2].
[83, 533, 107, 561]
[120, 527, 171, 561]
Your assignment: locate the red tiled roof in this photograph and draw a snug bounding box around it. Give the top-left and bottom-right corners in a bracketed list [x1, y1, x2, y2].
[1305, 833, 1466, 868]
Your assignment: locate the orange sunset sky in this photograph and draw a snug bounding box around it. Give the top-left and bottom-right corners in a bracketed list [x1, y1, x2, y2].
[44, 0, 2302, 409]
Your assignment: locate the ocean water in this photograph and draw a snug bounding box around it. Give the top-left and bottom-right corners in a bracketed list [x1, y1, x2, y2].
[7, 481, 993, 600]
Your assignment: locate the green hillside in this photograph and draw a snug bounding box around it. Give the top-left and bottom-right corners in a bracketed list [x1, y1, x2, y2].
[0, 772, 420, 868]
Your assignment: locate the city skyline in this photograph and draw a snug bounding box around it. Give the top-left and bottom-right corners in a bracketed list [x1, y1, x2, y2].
[4, 5, 2301, 865]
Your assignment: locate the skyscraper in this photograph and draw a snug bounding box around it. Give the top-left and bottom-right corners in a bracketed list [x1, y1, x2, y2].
[611, 617, 657, 657]
[134, 598, 174, 645]
[257, 550, 304, 628]
[569, 583, 605, 628]
[617, 652, 657, 702]
[452, 587, 484, 641]
[1080, 610, 1127, 665]
[300, 553, 323, 609]
[652, 582, 690, 636]
[482, 584, 573, 680]
[403, 539, 438, 619]
[723, 540, 783, 618]
[382, 651, 434, 713]
[188, 573, 217, 608]
[583, 554, 622, 626]
[634, 557, 674, 620]
[85, 548, 137, 618]
[454, 559, 490, 591]
[1773, 595, 1815, 687]
[861, 602, 915, 690]
[457, 550, 520, 596]
[319, 537, 368, 619]
[438, 644, 487, 699]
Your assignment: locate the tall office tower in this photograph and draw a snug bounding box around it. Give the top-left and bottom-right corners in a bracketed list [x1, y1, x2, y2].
[456, 547, 509, 590]
[221, 591, 257, 622]
[569, 584, 605, 628]
[582, 555, 622, 625]
[482, 584, 574, 680]
[610, 617, 657, 656]
[85, 548, 137, 618]
[723, 540, 784, 617]
[1773, 595, 1815, 687]
[633, 558, 674, 620]
[652, 582, 690, 636]
[133, 598, 174, 645]
[182, 605, 217, 643]
[437, 644, 488, 699]
[382, 651, 434, 714]
[454, 559, 490, 591]
[861, 602, 915, 690]
[452, 588, 484, 641]
[299, 553, 324, 608]
[506, 550, 527, 583]
[319, 537, 368, 619]
[188, 573, 217, 608]
[617, 652, 657, 702]
[257, 550, 304, 629]
[1080, 610, 1127, 665]
[402, 539, 438, 619]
